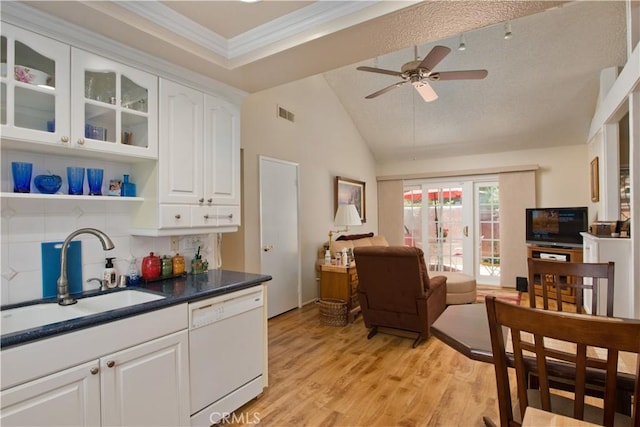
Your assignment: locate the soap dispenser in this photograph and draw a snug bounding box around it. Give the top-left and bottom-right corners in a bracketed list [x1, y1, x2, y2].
[103, 257, 117, 288]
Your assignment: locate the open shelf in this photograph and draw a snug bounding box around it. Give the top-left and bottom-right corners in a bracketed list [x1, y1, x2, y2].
[1, 192, 143, 202]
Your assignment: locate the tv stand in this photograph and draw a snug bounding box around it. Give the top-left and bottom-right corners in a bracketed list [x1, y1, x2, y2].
[527, 245, 583, 304]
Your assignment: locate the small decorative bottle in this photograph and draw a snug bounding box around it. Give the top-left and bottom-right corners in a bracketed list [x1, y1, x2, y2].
[127, 257, 140, 286]
[324, 249, 331, 265]
[121, 174, 136, 197]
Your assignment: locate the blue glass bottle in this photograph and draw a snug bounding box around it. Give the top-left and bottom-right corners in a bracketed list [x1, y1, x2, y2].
[121, 174, 136, 197]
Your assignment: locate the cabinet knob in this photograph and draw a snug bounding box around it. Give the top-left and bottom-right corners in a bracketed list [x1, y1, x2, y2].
[175, 214, 181, 220]
[199, 198, 204, 203]
[60, 136, 69, 143]
[90, 367, 99, 375]
[106, 360, 116, 368]
[207, 198, 213, 203]
[77, 137, 85, 145]
[204, 214, 210, 219]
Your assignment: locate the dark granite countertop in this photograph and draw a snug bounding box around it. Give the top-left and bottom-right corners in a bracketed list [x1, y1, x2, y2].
[1, 269, 272, 349]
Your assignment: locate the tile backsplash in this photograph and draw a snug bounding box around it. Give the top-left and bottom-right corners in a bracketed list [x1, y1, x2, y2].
[1, 196, 214, 305]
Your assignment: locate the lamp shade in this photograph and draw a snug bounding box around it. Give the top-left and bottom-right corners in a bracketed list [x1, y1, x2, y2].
[334, 204, 362, 227]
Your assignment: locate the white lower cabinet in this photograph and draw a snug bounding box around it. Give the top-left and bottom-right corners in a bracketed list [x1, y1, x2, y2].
[0, 360, 101, 426]
[1, 326, 189, 426]
[101, 330, 190, 427]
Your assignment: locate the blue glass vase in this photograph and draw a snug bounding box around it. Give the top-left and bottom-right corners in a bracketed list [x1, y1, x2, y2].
[121, 174, 136, 197]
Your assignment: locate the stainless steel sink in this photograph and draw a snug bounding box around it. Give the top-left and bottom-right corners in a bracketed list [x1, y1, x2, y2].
[1, 290, 165, 336]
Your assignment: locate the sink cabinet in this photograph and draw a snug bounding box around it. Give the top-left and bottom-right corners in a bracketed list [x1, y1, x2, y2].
[1, 331, 188, 427]
[0, 304, 189, 426]
[1, 24, 158, 160]
[0, 360, 101, 426]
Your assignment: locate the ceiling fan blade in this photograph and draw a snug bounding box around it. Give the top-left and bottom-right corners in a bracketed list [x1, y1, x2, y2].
[430, 70, 488, 80]
[413, 81, 438, 102]
[357, 66, 403, 77]
[417, 45, 451, 71]
[365, 81, 408, 99]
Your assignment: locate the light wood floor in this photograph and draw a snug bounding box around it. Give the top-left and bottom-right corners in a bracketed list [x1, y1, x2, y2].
[226, 290, 529, 426]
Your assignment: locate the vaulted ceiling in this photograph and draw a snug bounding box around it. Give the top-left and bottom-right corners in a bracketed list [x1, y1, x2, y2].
[17, 1, 629, 161]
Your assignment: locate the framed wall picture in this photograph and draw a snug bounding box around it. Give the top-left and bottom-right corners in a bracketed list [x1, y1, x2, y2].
[335, 176, 366, 223]
[590, 157, 599, 202]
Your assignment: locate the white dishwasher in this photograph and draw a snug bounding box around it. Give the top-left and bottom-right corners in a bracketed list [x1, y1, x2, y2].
[189, 286, 265, 426]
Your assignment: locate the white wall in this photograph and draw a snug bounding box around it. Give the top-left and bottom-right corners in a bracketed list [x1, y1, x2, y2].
[240, 74, 377, 304]
[377, 144, 590, 209]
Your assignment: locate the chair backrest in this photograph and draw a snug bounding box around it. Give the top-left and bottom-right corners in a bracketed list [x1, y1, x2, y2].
[527, 258, 615, 316]
[486, 296, 640, 427]
[353, 246, 429, 314]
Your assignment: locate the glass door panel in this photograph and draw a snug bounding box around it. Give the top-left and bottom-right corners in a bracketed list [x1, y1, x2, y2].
[1, 36, 6, 78]
[85, 103, 115, 142]
[85, 70, 116, 104]
[122, 112, 148, 148]
[121, 75, 148, 112]
[14, 41, 55, 88]
[403, 186, 423, 248]
[476, 183, 500, 284]
[1, 82, 6, 125]
[14, 87, 55, 131]
[422, 185, 464, 272]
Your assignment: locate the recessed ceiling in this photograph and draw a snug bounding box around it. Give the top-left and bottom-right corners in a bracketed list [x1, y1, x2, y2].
[8, 1, 629, 161]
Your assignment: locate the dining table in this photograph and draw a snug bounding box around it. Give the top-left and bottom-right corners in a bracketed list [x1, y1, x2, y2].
[430, 302, 638, 415]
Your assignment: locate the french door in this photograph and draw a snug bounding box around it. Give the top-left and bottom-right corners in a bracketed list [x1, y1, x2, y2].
[403, 177, 499, 284]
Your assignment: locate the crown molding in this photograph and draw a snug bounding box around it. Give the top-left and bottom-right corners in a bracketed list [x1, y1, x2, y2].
[0, 2, 247, 105]
[116, 0, 420, 68]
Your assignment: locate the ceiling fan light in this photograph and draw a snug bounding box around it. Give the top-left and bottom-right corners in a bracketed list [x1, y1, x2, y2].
[413, 81, 438, 102]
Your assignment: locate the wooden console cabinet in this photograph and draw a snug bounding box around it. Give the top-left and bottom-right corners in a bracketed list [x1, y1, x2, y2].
[320, 264, 360, 323]
[527, 245, 583, 304]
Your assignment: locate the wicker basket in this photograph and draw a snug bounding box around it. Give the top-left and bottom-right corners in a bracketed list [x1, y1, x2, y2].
[318, 298, 348, 326]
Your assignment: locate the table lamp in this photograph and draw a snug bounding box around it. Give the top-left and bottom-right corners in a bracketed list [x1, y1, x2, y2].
[329, 204, 362, 252]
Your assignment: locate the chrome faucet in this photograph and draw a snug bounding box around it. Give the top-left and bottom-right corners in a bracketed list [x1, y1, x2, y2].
[58, 228, 115, 306]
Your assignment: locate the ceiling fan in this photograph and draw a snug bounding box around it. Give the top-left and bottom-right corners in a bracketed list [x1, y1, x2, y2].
[357, 45, 488, 102]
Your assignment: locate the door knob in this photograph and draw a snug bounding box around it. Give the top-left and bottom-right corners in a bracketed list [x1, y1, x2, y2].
[262, 245, 273, 252]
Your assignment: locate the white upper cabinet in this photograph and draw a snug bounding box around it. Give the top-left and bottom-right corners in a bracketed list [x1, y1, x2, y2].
[1, 23, 158, 160]
[205, 94, 240, 206]
[70, 49, 158, 159]
[147, 79, 240, 233]
[1, 23, 71, 146]
[159, 79, 203, 205]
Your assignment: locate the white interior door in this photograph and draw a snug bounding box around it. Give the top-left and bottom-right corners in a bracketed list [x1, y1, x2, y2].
[259, 157, 300, 318]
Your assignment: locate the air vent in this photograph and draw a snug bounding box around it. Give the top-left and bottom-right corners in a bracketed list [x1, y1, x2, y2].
[277, 105, 295, 122]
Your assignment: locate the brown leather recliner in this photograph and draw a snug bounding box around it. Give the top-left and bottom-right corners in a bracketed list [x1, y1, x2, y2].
[353, 246, 447, 347]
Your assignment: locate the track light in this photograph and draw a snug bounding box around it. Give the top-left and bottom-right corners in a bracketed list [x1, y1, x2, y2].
[504, 21, 513, 40]
[458, 34, 466, 51]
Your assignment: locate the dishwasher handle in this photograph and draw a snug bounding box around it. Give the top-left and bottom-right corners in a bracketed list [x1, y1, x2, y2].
[190, 289, 263, 329]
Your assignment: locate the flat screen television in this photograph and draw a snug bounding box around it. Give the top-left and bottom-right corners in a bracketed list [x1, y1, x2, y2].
[525, 207, 588, 248]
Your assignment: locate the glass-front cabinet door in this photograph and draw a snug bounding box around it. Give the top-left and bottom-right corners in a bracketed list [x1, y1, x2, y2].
[0, 23, 70, 145]
[71, 49, 157, 159]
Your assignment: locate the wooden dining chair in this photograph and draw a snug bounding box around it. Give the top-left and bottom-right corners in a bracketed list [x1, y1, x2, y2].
[527, 258, 615, 317]
[485, 296, 640, 427]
